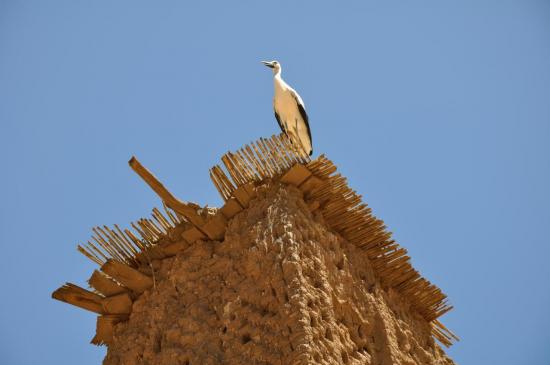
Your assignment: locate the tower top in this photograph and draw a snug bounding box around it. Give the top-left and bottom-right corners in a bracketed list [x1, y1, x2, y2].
[52, 133, 457, 351]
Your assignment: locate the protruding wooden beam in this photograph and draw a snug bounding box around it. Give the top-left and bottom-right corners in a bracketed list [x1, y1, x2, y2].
[128, 156, 206, 229]
[101, 292, 133, 314]
[232, 185, 252, 207]
[181, 226, 206, 243]
[200, 213, 227, 241]
[307, 200, 321, 212]
[159, 240, 188, 257]
[88, 270, 127, 297]
[220, 197, 243, 219]
[101, 259, 153, 294]
[91, 314, 128, 346]
[280, 163, 312, 186]
[52, 283, 104, 314]
[299, 175, 324, 196]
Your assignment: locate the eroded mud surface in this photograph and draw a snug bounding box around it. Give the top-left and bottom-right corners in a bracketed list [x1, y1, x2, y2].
[104, 183, 455, 365]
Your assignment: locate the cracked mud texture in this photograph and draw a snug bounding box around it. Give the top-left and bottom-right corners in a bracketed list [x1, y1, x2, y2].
[103, 182, 455, 365]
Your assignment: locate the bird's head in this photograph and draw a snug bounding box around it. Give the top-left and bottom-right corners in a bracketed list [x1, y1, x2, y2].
[261, 60, 281, 74]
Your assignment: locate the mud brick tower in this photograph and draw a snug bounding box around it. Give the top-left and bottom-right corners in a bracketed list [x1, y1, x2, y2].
[53, 134, 457, 364]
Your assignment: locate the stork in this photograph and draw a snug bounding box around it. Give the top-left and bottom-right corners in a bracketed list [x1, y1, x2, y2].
[262, 60, 312, 156]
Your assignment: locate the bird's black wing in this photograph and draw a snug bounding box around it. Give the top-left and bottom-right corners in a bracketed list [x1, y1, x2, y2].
[291, 92, 313, 155]
[274, 109, 285, 134]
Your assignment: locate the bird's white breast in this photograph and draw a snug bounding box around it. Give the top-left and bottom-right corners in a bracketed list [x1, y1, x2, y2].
[273, 78, 299, 124]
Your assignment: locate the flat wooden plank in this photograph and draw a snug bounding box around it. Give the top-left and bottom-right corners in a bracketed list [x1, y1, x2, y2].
[167, 225, 185, 242]
[299, 175, 324, 195]
[220, 197, 243, 219]
[101, 259, 153, 294]
[243, 182, 257, 198]
[181, 226, 206, 243]
[91, 314, 128, 346]
[280, 164, 312, 186]
[101, 292, 133, 314]
[307, 200, 321, 212]
[232, 185, 251, 207]
[52, 283, 104, 314]
[200, 213, 227, 241]
[160, 240, 188, 257]
[88, 270, 127, 297]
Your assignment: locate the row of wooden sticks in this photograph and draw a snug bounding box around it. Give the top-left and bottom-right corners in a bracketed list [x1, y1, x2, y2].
[76, 205, 183, 267]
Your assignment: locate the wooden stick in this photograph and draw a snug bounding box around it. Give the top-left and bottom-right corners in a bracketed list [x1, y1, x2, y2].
[221, 155, 243, 186]
[98, 226, 133, 263]
[137, 220, 158, 242]
[162, 202, 180, 225]
[125, 229, 146, 250]
[92, 230, 124, 262]
[114, 224, 140, 255]
[85, 241, 110, 262]
[129, 156, 205, 228]
[145, 218, 164, 236]
[77, 245, 104, 266]
[211, 166, 234, 195]
[244, 145, 267, 178]
[131, 222, 153, 246]
[257, 138, 279, 174]
[233, 151, 255, 181]
[265, 137, 290, 171]
[272, 135, 295, 168]
[104, 226, 136, 259]
[210, 169, 230, 200]
[152, 208, 172, 231]
[251, 141, 274, 177]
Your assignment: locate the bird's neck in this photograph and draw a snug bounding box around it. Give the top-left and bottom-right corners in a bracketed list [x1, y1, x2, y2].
[273, 74, 285, 93]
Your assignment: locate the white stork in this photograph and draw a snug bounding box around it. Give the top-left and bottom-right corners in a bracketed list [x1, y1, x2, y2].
[262, 60, 312, 156]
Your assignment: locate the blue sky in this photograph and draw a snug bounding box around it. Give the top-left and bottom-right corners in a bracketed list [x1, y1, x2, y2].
[1, 1, 549, 364]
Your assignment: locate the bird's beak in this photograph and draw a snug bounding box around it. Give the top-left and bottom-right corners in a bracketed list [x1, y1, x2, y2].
[261, 61, 274, 69]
